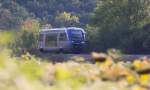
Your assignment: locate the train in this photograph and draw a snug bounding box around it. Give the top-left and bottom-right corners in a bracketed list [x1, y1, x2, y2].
[38, 27, 86, 53]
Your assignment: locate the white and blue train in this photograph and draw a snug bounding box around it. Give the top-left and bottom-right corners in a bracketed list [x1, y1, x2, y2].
[38, 27, 86, 53]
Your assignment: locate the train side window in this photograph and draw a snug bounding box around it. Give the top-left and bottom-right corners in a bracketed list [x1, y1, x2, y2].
[45, 33, 57, 47]
[39, 34, 43, 41]
[59, 33, 67, 41]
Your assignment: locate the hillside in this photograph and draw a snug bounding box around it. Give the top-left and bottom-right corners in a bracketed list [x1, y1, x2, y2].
[0, 0, 150, 53]
[0, 0, 96, 29]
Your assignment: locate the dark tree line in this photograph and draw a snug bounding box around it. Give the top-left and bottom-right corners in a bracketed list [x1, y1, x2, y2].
[0, 0, 29, 29]
[89, 0, 150, 54]
[0, 0, 150, 54]
[0, 0, 96, 29]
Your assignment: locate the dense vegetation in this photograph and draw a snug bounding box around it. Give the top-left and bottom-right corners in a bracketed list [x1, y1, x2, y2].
[88, 0, 150, 54]
[0, 0, 150, 54]
[0, 0, 96, 29]
[0, 49, 150, 90]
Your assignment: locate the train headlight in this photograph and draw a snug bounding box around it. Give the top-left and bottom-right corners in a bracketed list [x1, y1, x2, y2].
[81, 41, 85, 44]
[71, 41, 75, 43]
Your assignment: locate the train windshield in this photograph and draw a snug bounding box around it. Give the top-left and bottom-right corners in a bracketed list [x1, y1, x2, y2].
[68, 30, 84, 41]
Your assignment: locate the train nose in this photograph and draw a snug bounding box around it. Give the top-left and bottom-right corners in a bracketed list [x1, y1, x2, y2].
[71, 40, 85, 44]
[70, 41, 85, 53]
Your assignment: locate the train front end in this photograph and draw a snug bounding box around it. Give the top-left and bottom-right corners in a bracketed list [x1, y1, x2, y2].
[67, 28, 86, 53]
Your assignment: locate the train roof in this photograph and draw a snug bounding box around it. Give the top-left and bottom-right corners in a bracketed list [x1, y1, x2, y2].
[40, 27, 85, 32]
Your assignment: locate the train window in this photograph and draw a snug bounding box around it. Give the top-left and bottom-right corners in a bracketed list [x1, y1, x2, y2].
[45, 33, 57, 47]
[39, 34, 43, 41]
[69, 30, 83, 41]
[59, 33, 67, 41]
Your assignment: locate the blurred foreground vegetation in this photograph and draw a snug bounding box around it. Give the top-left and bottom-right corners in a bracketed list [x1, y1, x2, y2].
[0, 49, 149, 90]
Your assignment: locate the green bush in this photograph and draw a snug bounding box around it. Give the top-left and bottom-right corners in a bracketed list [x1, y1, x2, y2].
[12, 19, 40, 54]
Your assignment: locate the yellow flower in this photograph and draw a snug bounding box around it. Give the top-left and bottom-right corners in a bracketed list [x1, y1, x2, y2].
[139, 74, 150, 86]
[133, 60, 142, 70]
[126, 74, 137, 84]
[55, 64, 72, 80]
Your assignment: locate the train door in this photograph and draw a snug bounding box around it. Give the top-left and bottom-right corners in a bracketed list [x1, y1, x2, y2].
[57, 32, 68, 51]
[44, 32, 58, 50]
[38, 33, 44, 50]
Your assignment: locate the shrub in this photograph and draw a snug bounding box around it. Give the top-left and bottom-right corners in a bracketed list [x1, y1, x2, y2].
[12, 19, 40, 55]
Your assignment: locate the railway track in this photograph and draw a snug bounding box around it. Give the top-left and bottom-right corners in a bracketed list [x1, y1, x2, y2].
[36, 52, 150, 62]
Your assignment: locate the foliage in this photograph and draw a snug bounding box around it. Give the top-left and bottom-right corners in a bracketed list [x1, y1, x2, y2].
[0, 0, 150, 54]
[0, 49, 150, 90]
[90, 0, 150, 53]
[0, 0, 96, 29]
[0, 31, 15, 47]
[0, 0, 30, 29]
[19, 53, 44, 80]
[12, 19, 40, 54]
[55, 12, 79, 27]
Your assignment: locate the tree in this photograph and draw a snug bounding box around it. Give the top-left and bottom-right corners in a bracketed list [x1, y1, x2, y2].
[0, 0, 96, 29]
[55, 12, 79, 27]
[90, 0, 150, 53]
[15, 0, 96, 27]
[0, 0, 29, 29]
[13, 19, 40, 54]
